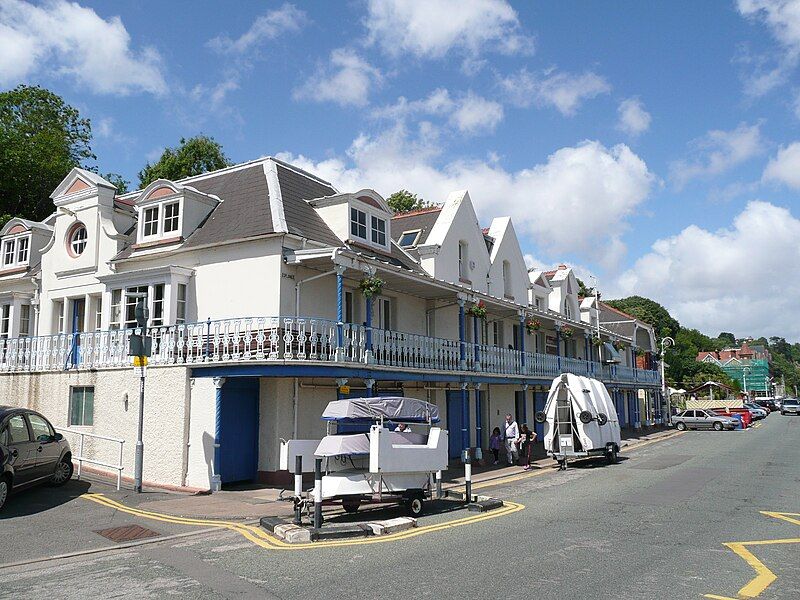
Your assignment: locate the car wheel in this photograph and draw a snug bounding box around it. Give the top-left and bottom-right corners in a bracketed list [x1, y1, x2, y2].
[782, 411, 786, 416]
[50, 458, 73, 486]
[713, 421, 723, 431]
[676, 422, 686, 431]
[405, 496, 424, 517]
[0, 475, 9, 510]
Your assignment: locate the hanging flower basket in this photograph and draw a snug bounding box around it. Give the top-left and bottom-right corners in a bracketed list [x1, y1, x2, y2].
[467, 300, 487, 320]
[561, 325, 574, 339]
[359, 275, 384, 299]
[592, 336, 604, 347]
[635, 348, 646, 357]
[524, 318, 541, 335]
[612, 340, 624, 351]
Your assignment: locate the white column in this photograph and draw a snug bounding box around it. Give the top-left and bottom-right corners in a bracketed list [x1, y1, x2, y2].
[83, 293, 91, 332]
[61, 298, 69, 334]
[163, 280, 175, 326]
[8, 297, 19, 338]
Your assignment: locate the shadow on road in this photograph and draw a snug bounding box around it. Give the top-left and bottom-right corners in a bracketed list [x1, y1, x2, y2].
[323, 498, 466, 525]
[1, 479, 92, 519]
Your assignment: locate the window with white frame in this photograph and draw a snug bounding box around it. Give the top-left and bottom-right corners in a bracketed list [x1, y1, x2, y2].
[143, 206, 159, 237]
[371, 215, 387, 246]
[176, 284, 187, 324]
[398, 230, 420, 248]
[94, 296, 103, 330]
[0, 305, 9, 338]
[54, 300, 65, 334]
[151, 284, 165, 327]
[376, 297, 392, 329]
[110, 290, 122, 329]
[458, 241, 469, 280]
[164, 202, 180, 234]
[350, 207, 367, 240]
[564, 299, 573, 320]
[16, 237, 29, 264]
[124, 286, 148, 328]
[3, 240, 14, 266]
[69, 386, 94, 426]
[69, 224, 87, 256]
[19, 304, 30, 337]
[503, 260, 512, 297]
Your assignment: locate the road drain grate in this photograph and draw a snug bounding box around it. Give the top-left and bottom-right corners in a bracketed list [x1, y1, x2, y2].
[95, 524, 160, 543]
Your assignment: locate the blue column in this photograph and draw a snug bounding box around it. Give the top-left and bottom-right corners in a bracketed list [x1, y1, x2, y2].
[519, 314, 526, 368]
[365, 297, 373, 360]
[627, 391, 636, 428]
[458, 299, 466, 369]
[556, 329, 562, 370]
[460, 383, 469, 457]
[336, 268, 344, 356]
[631, 346, 637, 381]
[213, 378, 225, 483]
[365, 378, 375, 397]
[474, 386, 483, 460]
[472, 315, 481, 370]
[521, 386, 528, 424]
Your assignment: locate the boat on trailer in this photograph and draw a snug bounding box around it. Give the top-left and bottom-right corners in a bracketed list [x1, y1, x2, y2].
[535, 373, 621, 469]
[280, 396, 448, 517]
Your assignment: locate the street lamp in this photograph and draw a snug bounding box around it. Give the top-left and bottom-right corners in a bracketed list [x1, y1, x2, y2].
[742, 366, 750, 398]
[127, 291, 149, 493]
[590, 275, 601, 363]
[660, 336, 675, 420]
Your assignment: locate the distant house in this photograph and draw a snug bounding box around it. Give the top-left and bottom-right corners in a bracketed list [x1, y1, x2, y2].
[696, 343, 770, 395]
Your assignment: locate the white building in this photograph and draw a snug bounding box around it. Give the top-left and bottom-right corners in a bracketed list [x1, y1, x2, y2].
[0, 158, 661, 491]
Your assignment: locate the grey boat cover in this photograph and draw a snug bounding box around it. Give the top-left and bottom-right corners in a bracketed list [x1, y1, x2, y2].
[315, 430, 430, 457]
[321, 397, 440, 423]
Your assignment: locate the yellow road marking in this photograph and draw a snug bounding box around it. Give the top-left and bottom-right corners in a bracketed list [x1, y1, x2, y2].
[703, 594, 739, 600]
[705, 511, 800, 598]
[82, 493, 524, 550]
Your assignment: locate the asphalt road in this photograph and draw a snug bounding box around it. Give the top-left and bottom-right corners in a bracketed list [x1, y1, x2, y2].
[1, 414, 798, 599]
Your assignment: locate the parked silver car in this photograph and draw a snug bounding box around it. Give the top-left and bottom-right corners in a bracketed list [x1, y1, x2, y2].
[671, 409, 739, 431]
[781, 398, 799, 415]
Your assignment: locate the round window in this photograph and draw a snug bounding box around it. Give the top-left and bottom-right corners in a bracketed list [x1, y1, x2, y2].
[68, 224, 87, 256]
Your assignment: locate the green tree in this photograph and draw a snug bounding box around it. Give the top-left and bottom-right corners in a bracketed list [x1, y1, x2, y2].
[387, 189, 428, 214]
[0, 85, 95, 223]
[604, 296, 680, 340]
[577, 278, 599, 298]
[138, 135, 231, 187]
[717, 332, 736, 346]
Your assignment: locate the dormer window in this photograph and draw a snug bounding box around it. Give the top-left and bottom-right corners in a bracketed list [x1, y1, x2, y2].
[164, 202, 180, 233]
[1, 233, 32, 268]
[143, 206, 159, 237]
[371, 215, 386, 245]
[350, 207, 367, 239]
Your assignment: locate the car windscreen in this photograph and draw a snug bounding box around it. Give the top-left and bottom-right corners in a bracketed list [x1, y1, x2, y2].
[704, 410, 718, 416]
[784, 400, 799, 406]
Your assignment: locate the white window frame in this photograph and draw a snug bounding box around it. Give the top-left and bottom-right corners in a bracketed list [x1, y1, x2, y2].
[163, 201, 181, 234]
[1, 234, 32, 268]
[110, 290, 122, 330]
[371, 215, 387, 246]
[142, 206, 160, 238]
[139, 199, 184, 243]
[398, 229, 421, 248]
[350, 203, 391, 250]
[458, 241, 469, 280]
[69, 225, 88, 256]
[151, 283, 165, 327]
[69, 386, 94, 427]
[176, 283, 187, 324]
[54, 300, 65, 334]
[19, 304, 31, 337]
[350, 207, 367, 240]
[0, 304, 10, 338]
[503, 260, 512, 297]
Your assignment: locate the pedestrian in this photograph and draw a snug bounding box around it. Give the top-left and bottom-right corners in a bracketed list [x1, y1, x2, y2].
[516, 423, 537, 470]
[489, 427, 502, 465]
[502, 413, 519, 466]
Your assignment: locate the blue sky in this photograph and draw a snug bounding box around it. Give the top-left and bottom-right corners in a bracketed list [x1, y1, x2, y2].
[3, 0, 800, 339]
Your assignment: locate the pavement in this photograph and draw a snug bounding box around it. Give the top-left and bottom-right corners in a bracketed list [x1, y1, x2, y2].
[1, 415, 798, 599]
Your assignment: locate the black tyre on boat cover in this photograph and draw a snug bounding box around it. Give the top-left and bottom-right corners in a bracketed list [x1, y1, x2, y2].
[597, 413, 608, 426]
[579, 410, 593, 424]
[534, 411, 547, 424]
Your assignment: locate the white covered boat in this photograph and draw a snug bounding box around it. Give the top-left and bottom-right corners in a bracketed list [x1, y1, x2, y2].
[280, 396, 448, 516]
[535, 374, 621, 468]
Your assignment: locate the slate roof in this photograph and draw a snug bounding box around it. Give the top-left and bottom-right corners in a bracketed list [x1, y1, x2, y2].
[275, 164, 342, 247]
[391, 208, 441, 247]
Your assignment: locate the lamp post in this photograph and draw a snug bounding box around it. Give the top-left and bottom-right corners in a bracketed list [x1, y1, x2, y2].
[128, 291, 149, 493]
[590, 275, 601, 363]
[742, 366, 750, 399]
[660, 336, 675, 419]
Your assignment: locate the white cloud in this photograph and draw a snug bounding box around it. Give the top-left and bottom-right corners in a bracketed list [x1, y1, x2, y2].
[763, 141, 800, 188]
[364, 0, 533, 60]
[615, 200, 800, 341]
[207, 3, 306, 54]
[616, 97, 651, 137]
[669, 122, 765, 189]
[278, 126, 654, 267]
[499, 68, 611, 116]
[0, 0, 166, 95]
[736, 0, 800, 96]
[373, 88, 503, 135]
[293, 48, 382, 107]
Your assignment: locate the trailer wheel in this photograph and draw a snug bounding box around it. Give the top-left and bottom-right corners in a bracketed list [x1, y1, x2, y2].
[534, 411, 546, 424]
[579, 411, 593, 424]
[676, 421, 686, 431]
[597, 413, 608, 426]
[405, 496, 424, 517]
[606, 444, 618, 464]
[342, 499, 360, 513]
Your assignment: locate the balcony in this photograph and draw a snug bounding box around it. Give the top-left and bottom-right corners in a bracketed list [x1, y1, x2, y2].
[0, 316, 660, 386]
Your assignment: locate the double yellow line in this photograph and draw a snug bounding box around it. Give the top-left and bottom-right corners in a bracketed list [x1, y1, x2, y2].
[82, 493, 524, 550]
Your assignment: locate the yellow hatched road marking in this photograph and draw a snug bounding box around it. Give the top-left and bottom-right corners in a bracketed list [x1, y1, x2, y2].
[82, 493, 524, 550]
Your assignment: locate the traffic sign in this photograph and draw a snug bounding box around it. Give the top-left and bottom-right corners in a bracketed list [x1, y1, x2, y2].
[132, 355, 148, 367]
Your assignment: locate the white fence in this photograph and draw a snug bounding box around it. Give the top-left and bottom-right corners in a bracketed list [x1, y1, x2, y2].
[56, 427, 125, 490]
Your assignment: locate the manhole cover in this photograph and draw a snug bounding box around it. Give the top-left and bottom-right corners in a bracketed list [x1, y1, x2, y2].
[94, 524, 160, 543]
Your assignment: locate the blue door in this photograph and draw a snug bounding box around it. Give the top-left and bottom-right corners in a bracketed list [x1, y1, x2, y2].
[219, 377, 259, 484]
[446, 390, 469, 459]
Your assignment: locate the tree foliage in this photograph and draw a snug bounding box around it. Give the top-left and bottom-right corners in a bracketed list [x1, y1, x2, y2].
[577, 278, 598, 298]
[717, 332, 736, 346]
[138, 135, 231, 187]
[386, 189, 429, 214]
[0, 85, 95, 223]
[604, 296, 680, 339]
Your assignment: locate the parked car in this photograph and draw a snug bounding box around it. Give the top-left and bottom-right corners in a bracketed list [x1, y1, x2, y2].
[0, 406, 73, 510]
[781, 398, 800, 416]
[755, 398, 776, 412]
[671, 409, 739, 431]
[716, 407, 753, 428]
[743, 403, 768, 420]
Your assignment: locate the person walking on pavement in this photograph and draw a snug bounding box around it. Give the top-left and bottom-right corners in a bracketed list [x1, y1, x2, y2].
[503, 413, 519, 466]
[517, 423, 536, 470]
[489, 427, 502, 465]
